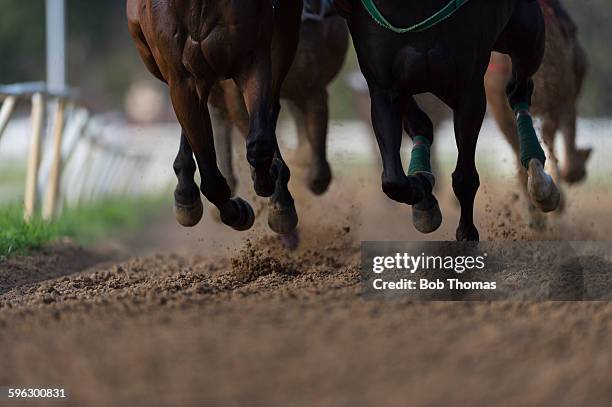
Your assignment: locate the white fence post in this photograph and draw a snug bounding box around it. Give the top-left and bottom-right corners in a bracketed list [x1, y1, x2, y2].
[0, 96, 17, 142]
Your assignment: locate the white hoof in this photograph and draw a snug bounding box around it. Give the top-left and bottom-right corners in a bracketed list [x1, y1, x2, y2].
[527, 159, 560, 213]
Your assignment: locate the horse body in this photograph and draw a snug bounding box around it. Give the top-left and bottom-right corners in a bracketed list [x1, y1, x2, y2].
[347, 0, 559, 240]
[127, 0, 304, 234]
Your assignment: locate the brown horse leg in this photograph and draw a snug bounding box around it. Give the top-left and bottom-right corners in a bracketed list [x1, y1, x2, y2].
[287, 100, 311, 168]
[169, 80, 254, 231]
[560, 106, 591, 184]
[298, 91, 332, 195]
[210, 106, 237, 195]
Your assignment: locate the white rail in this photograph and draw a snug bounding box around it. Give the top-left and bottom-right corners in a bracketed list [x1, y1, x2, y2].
[0, 82, 174, 221]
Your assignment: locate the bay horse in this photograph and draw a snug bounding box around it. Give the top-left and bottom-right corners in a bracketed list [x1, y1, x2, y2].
[344, 0, 560, 241]
[209, 3, 349, 196]
[127, 0, 303, 234]
[486, 0, 590, 227]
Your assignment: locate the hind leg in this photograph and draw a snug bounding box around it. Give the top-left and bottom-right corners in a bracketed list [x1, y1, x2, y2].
[290, 91, 333, 195]
[169, 79, 254, 231]
[369, 86, 440, 233]
[210, 106, 237, 194]
[402, 97, 442, 233]
[496, 0, 560, 213]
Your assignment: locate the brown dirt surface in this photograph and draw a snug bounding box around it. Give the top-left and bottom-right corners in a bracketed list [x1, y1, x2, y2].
[1, 167, 611, 406]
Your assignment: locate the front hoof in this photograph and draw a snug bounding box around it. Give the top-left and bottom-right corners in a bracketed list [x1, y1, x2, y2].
[174, 198, 204, 227]
[268, 202, 298, 234]
[222, 198, 255, 232]
[527, 160, 560, 213]
[412, 199, 442, 234]
[456, 225, 479, 242]
[251, 166, 275, 198]
[306, 162, 332, 196]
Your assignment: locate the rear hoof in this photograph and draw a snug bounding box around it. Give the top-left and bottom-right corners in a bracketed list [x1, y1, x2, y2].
[527, 160, 560, 213]
[412, 199, 442, 234]
[268, 202, 298, 234]
[456, 225, 479, 242]
[306, 163, 332, 196]
[222, 198, 255, 232]
[174, 198, 204, 227]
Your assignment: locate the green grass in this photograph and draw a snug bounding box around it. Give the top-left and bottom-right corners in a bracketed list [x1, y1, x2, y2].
[0, 196, 168, 259]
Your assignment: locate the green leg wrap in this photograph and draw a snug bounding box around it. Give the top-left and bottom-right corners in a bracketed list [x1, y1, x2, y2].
[408, 135, 432, 175]
[513, 102, 546, 169]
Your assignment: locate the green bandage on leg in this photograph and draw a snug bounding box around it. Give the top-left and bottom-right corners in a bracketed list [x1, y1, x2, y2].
[513, 103, 546, 169]
[408, 135, 432, 175]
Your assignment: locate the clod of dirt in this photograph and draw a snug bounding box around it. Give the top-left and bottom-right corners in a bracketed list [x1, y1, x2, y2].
[230, 239, 299, 284]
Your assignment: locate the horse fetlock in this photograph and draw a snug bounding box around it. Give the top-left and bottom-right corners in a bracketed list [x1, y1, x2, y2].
[527, 159, 560, 212]
[220, 197, 255, 232]
[382, 176, 422, 205]
[246, 137, 276, 169]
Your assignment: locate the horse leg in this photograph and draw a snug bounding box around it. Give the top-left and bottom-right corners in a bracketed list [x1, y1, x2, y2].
[210, 106, 237, 194]
[263, 2, 302, 235]
[560, 105, 591, 184]
[287, 101, 311, 168]
[402, 96, 442, 233]
[173, 131, 203, 227]
[295, 91, 332, 195]
[452, 83, 486, 242]
[369, 86, 439, 233]
[485, 55, 546, 229]
[169, 79, 254, 231]
[497, 0, 560, 213]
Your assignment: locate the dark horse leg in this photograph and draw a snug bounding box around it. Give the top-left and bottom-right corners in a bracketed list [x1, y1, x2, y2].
[173, 131, 203, 227]
[402, 96, 442, 233]
[369, 86, 442, 234]
[169, 80, 254, 231]
[452, 80, 486, 241]
[496, 0, 560, 213]
[237, 2, 301, 235]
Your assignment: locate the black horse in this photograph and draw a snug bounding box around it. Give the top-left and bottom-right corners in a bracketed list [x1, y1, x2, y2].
[343, 0, 559, 241]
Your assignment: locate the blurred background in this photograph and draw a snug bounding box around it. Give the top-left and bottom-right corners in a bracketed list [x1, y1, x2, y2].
[1, 0, 611, 256]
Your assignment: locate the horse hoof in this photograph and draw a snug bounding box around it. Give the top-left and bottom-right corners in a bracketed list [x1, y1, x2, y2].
[279, 229, 300, 251]
[456, 225, 479, 242]
[306, 163, 332, 196]
[268, 202, 298, 234]
[527, 159, 560, 213]
[222, 198, 255, 231]
[174, 198, 204, 227]
[412, 200, 442, 234]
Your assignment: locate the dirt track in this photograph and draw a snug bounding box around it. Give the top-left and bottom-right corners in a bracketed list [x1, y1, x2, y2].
[1, 165, 611, 406]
